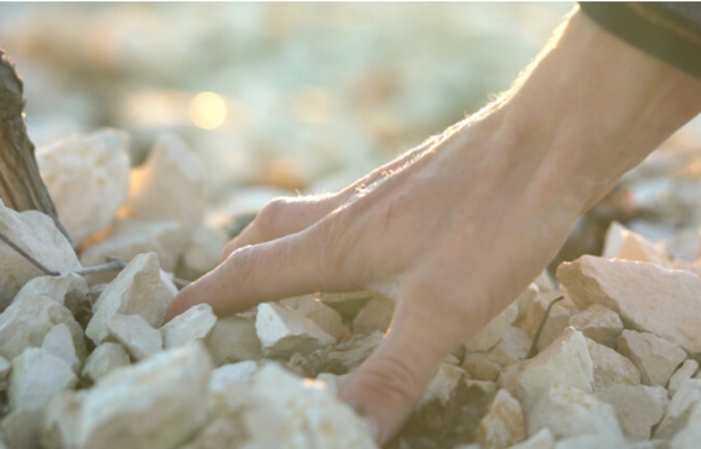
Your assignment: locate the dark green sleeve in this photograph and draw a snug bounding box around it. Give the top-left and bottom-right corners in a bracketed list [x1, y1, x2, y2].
[579, 2, 701, 79]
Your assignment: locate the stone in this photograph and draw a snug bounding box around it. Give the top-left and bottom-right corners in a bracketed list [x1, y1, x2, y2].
[534, 271, 556, 292]
[659, 228, 700, 263]
[602, 221, 628, 259]
[41, 343, 213, 449]
[317, 290, 374, 320]
[418, 362, 467, 407]
[631, 441, 672, 449]
[498, 361, 526, 401]
[558, 255, 701, 354]
[281, 295, 346, 339]
[81, 343, 130, 383]
[517, 292, 572, 352]
[351, 294, 394, 335]
[553, 433, 626, 449]
[317, 372, 352, 396]
[255, 302, 335, 359]
[177, 413, 247, 449]
[42, 324, 81, 373]
[86, 253, 165, 345]
[13, 274, 89, 314]
[655, 379, 701, 440]
[515, 283, 540, 321]
[586, 338, 641, 391]
[0, 356, 10, 391]
[205, 316, 263, 365]
[107, 314, 163, 361]
[527, 383, 623, 441]
[670, 401, 701, 448]
[596, 384, 668, 441]
[1, 409, 43, 449]
[473, 389, 526, 449]
[290, 331, 384, 377]
[0, 199, 81, 310]
[486, 326, 531, 367]
[569, 304, 623, 348]
[80, 219, 187, 273]
[617, 228, 674, 268]
[669, 360, 699, 398]
[161, 303, 217, 349]
[9, 348, 77, 411]
[463, 352, 502, 381]
[181, 223, 229, 276]
[120, 132, 206, 234]
[618, 330, 687, 387]
[465, 303, 518, 352]
[517, 327, 594, 411]
[207, 361, 259, 414]
[0, 294, 86, 362]
[509, 428, 554, 449]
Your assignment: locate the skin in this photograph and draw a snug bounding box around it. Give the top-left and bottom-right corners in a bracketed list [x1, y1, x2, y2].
[167, 6, 701, 445]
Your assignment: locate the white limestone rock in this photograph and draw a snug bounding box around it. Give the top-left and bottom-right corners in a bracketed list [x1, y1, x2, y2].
[602, 221, 628, 259]
[569, 304, 623, 349]
[617, 228, 674, 268]
[463, 352, 502, 381]
[586, 338, 641, 391]
[558, 255, 701, 354]
[9, 348, 77, 412]
[669, 360, 699, 398]
[181, 223, 229, 276]
[161, 304, 216, 349]
[527, 383, 623, 442]
[317, 372, 352, 396]
[1, 409, 43, 449]
[670, 401, 701, 449]
[282, 295, 346, 339]
[42, 324, 81, 373]
[465, 303, 518, 353]
[85, 253, 165, 345]
[13, 274, 89, 314]
[255, 302, 335, 359]
[517, 292, 572, 353]
[418, 362, 467, 407]
[595, 384, 668, 442]
[618, 330, 687, 387]
[515, 283, 540, 321]
[107, 314, 163, 361]
[36, 129, 130, 246]
[0, 356, 10, 391]
[553, 433, 626, 449]
[473, 389, 526, 449]
[205, 316, 263, 365]
[0, 294, 86, 362]
[655, 379, 701, 440]
[0, 199, 81, 310]
[42, 343, 213, 449]
[486, 326, 531, 367]
[510, 428, 554, 449]
[351, 294, 394, 336]
[517, 327, 594, 411]
[81, 343, 130, 383]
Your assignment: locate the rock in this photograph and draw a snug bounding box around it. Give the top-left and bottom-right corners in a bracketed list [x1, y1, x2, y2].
[177, 413, 247, 449]
[617, 330, 687, 387]
[497, 361, 526, 401]
[473, 389, 526, 449]
[42, 324, 81, 373]
[208, 361, 259, 414]
[155, 269, 178, 312]
[255, 302, 335, 359]
[486, 326, 531, 367]
[317, 372, 352, 396]
[659, 228, 700, 263]
[36, 129, 131, 245]
[596, 384, 668, 441]
[586, 338, 641, 391]
[509, 428, 554, 449]
[9, 348, 77, 411]
[281, 295, 346, 339]
[161, 304, 216, 349]
[80, 219, 187, 273]
[290, 331, 383, 377]
[602, 221, 628, 259]
[655, 379, 701, 440]
[553, 433, 626, 449]
[107, 314, 163, 361]
[1, 409, 43, 449]
[631, 441, 672, 449]
[527, 383, 623, 441]
[205, 316, 263, 365]
[120, 132, 206, 234]
[317, 291, 374, 321]
[669, 360, 699, 398]
[465, 303, 518, 352]
[81, 343, 130, 383]
[85, 253, 165, 345]
[351, 294, 394, 335]
[534, 271, 556, 292]
[0, 199, 81, 310]
[517, 327, 593, 410]
[558, 255, 701, 354]
[463, 353, 502, 382]
[670, 401, 701, 448]
[0, 356, 10, 390]
[515, 283, 540, 321]
[0, 294, 86, 362]
[41, 343, 213, 449]
[617, 228, 674, 268]
[418, 362, 467, 407]
[180, 223, 228, 277]
[569, 304, 623, 348]
[13, 274, 89, 315]
[517, 292, 572, 352]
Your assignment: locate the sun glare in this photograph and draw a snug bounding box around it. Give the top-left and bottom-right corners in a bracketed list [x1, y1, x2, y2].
[190, 92, 228, 130]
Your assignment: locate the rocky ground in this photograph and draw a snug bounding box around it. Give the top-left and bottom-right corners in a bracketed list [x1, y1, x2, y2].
[0, 128, 701, 449]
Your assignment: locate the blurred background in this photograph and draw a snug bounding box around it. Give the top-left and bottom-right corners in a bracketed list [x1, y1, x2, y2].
[2, 2, 701, 266]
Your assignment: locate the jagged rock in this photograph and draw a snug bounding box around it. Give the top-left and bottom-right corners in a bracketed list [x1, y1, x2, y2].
[418, 362, 467, 407]
[0, 199, 81, 311]
[486, 326, 531, 367]
[534, 271, 556, 292]
[517, 292, 571, 352]
[618, 330, 687, 387]
[655, 379, 701, 440]
[161, 303, 216, 349]
[617, 228, 674, 268]
[587, 338, 641, 391]
[0, 294, 86, 362]
[465, 303, 518, 353]
[13, 274, 89, 316]
[569, 304, 623, 348]
[601, 221, 627, 259]
[290, 331, 383, 377]
[528, 383, 623, 441]
[317, 372, 352, 396]
[669, 360, 699, 398]
[9, 348, 77, 411]
[86, 253, 165, 345]
[517, 327, 593, 410]
[255, 302, 335, 359]
[670, 401, 701, 448]
[497, 361, 526, 401]
[42, 324, 81, 373]
[81, 343, 130, 383]
[107, 314, 163, 361]
[281, 295, 346, 339]
[558, 255, 701, 354]
[177, 413, 248, 449]
[631, 440, 673, 449]
[351, 294, 394, 336]
[463, 352, 501, 381]
[36, 129, 131, 246]
[0, 356, 10, 391]
[553, 433, 626, 449]
[206, 316, 263, 365]
[509, 428, 554, 449]
[515, 283, 539, 321]
[1, 409, 43, 449]
[208, 361, 259, 414]
[41, 343, 213, 449]
[181, 223, 229, 276]
[596, 384, 668, 442]
[473, 389, 526, 449]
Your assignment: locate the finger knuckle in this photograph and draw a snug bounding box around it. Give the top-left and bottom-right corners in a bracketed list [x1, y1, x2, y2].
[255, 197, 290, 235]
[356, 355, 424, 407]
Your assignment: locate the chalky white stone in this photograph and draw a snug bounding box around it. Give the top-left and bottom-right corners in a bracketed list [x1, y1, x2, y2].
[617, 330, 687, 387]
[42, 323, 81, 373]
[668, 359, 699, 398]
[81, 343, 130, 383]
[465, 303, 518, 353]
[9, 348, 77, 412]
[161, 303, 217, 350]
[486, 326, 531, 367]
[569, 304, 623, 349]
[351, 294, 394, 336]
[586, 338, 641, 391]
[474, 389, 526, 449]
[418, 362, 467, 407]
[655, 379, 701, 440]
[282, 294, 346, 339]
[13, 273, 88, 311]
[509, 428, 554, 449]
[595, 384, 668, 442]
[107, 314, 163, 361]
[205, 316, 263, 366]
[518, 292, 572, 352]
[181, 223, 229, 275]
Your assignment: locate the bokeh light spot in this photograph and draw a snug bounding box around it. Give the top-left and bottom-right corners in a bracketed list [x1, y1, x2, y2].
[190, 92, 228, 129]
